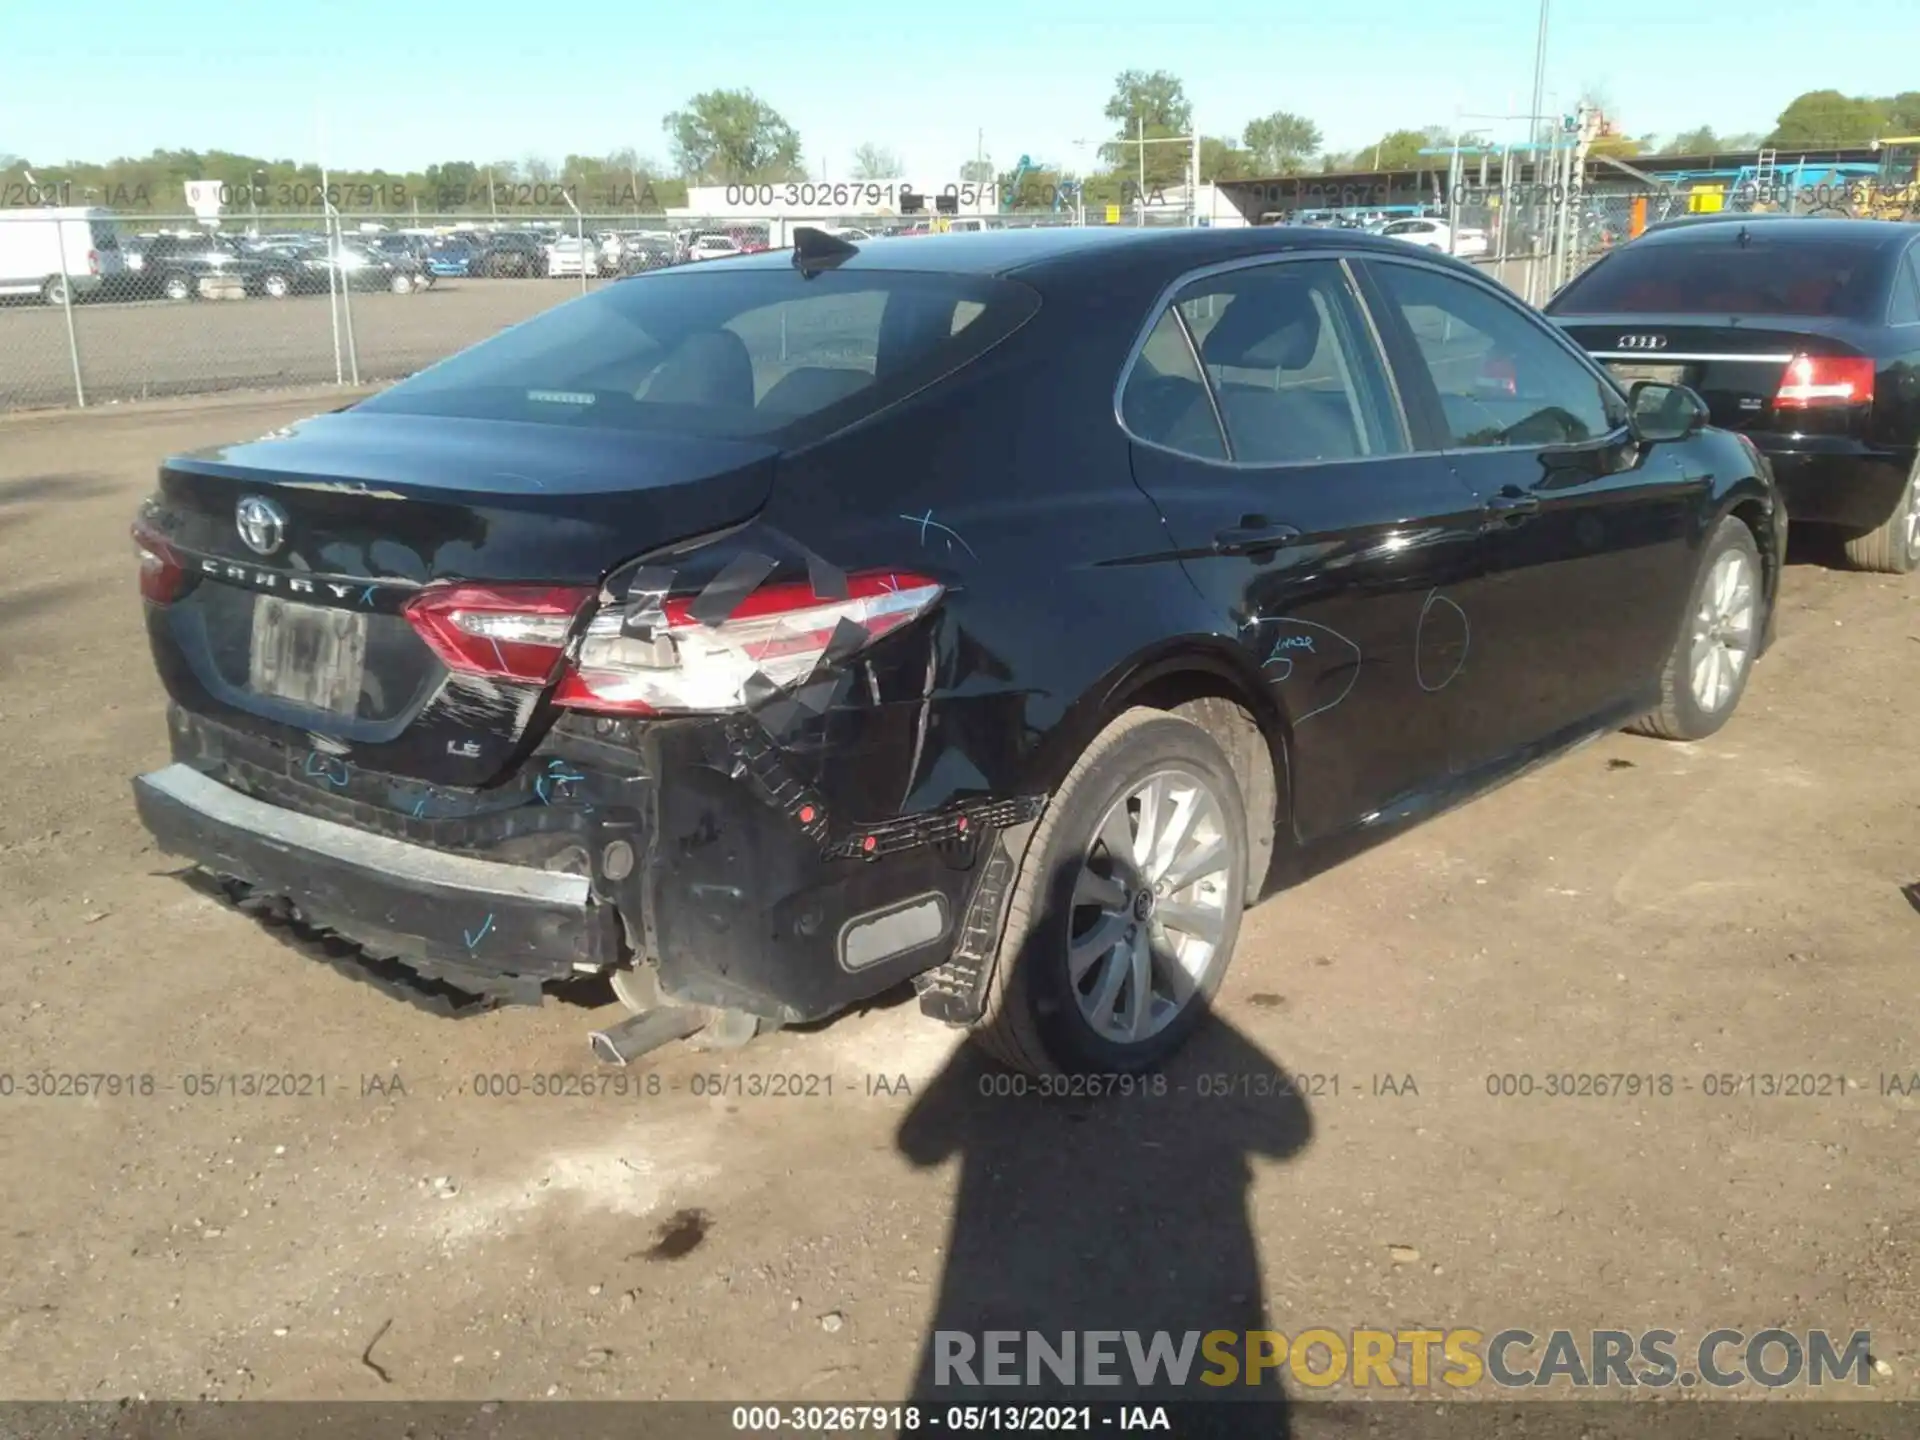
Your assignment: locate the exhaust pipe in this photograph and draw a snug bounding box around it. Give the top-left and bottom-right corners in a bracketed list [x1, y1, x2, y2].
[589, 1006, 710, 1066]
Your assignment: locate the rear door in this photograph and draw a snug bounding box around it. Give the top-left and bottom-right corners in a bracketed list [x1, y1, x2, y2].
[1121, 253, 1487, 841]
[1359, 255, 1698, 766]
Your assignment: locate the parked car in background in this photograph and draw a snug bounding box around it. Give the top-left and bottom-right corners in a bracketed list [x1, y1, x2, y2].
[545, 234, 608, 278]
[685, 233, 743, 262]
[611, 233, 676, 275]
[0, 206, 127, 304]
[120, 231, 297, 302]
[327, 240, 433, 293]
[129, 226, 1779, 1078]
[1378, 218, 1489, 258]
[425, 235, 480, 277]
[466, 231, 547, 277]
[1549, 214, 1920, 572]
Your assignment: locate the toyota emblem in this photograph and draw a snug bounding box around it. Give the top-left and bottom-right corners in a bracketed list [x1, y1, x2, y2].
[235, 496, 288, 556]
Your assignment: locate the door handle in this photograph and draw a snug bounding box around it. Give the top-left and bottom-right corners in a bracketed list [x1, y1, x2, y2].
[1483, 491, 1540, 527]
[1213, 518, 1303, 555]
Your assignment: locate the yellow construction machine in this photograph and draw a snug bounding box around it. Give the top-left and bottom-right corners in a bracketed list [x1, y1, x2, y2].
[1863, 137, 1920, 220]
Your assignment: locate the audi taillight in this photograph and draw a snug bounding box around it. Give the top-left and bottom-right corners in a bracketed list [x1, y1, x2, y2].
[403, 584, 597, 683]
[1476, 355, 1518, 397]
[131, 520, 185, 604]
[1774, 354, 1874, 410]
[554, 569, 943, 715]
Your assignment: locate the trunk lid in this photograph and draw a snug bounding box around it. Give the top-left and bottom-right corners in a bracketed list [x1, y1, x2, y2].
[1553, 314, 1872, 436]
[140, 409, 774, 786]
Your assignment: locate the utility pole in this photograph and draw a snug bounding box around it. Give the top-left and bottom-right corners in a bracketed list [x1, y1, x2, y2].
[1528, 0, 1551, 145]
[1138, 115, 1147, 226]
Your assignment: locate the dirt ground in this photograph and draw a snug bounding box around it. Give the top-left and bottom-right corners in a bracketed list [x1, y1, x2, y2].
[1, 393, 1917, 1417]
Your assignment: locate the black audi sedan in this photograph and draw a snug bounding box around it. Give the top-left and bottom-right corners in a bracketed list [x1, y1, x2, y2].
[1548, 215, 1920, 572]
[129, 225, 1783, 1076]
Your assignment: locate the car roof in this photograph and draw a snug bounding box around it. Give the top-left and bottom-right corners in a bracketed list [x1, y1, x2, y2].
[1635, 214, 1920, 245]
[706, 224, 1490, 281]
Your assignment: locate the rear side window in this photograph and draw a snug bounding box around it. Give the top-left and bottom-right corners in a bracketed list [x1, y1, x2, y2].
[1175, 260, 1404, 463]
[1890, 247, 1920, 325]
[359, 268, 1040, 440]
[1550, 235, 1892, 319]
[1120, 308, 1226, 459]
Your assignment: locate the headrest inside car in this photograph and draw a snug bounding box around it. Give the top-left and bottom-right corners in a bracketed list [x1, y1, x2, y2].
[1199, 278, 1323, 372]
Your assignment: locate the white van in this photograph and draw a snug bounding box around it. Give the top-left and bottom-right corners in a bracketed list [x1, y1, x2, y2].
[0, 207, 128, 304]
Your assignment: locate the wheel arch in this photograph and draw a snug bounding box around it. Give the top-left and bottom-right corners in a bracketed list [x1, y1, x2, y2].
[1715, 474, 1784, 647]
[1039, 637, 1290, 895]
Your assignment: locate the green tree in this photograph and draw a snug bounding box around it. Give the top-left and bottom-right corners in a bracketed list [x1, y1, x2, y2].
[1360, 129, 1432, 170]
[1768, 90, 1886, 148]
[999, 162, 1069, 210]
[1101, 69, 1193, 187]
[958, 158, 995, 184]
[851, 143, 903, 180]
[1880, 92, 1920, 135]
[1660, 126, 1720, 155]
[1241, 111, 1321, 175]
[664, 89, 804, 184]
[1200, 136, 1254, 182]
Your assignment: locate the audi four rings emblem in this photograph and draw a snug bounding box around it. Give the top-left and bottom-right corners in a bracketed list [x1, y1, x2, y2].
[235, 496, 289, 556]
[1617, 334, 1668, 350]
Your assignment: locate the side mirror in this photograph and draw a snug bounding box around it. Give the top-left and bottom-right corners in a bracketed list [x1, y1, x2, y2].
[1627, 381, 1709, 443]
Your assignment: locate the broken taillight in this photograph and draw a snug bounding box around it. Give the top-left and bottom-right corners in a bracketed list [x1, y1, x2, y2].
[131, 520, 185, 604]
[1774, 354, 1874, 410]
[402, 583, 597, 683]
[554, 569, 944, 715]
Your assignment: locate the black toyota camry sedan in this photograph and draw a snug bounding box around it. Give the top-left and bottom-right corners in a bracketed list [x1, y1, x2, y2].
[129, 225, 1783, 1076]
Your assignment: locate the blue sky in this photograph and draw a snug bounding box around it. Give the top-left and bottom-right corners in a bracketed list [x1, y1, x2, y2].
[8, 0, 1920, 177]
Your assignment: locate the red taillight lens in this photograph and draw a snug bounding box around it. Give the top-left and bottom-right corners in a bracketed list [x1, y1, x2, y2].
[403, 583, 596, 683]
[132, 521, 185, 604]
[1774, 354, 1874, 410]
[1477, 355, 1519, 397]
[87, 249, 100, 276]
[554, 569, 944, 716]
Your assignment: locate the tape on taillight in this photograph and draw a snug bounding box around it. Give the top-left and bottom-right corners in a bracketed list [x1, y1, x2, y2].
[555, 569, 943, 716]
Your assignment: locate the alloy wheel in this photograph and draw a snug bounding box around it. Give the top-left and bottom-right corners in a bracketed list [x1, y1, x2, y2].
[1688, 548, 1757, 714]
[1068, 767, 1233, 1045]
[1906, 475, 1920, 565]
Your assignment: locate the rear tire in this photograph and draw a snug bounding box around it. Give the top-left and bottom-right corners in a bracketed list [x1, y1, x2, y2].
[260, 271, 292, 299]
[972, 708, 1248, 1076]
[161, 271, 195, 302]
[39, 275, 69, 306]
[1841, 458, 1920, 574]
[1630, 515, 1764, 742]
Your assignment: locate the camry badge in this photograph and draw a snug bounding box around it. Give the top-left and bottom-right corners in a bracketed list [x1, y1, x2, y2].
[235, 496, 288, 556]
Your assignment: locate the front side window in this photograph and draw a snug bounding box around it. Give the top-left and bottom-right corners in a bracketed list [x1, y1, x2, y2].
[1371, 261, 1625, 449]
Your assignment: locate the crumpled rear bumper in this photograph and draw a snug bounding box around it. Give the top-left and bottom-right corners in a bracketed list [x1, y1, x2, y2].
[133, 762, 619, 1001]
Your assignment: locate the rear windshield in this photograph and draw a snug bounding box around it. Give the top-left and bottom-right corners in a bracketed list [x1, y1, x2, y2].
[359, 267, 1040, 440]
[1551, 235, 1893, 319]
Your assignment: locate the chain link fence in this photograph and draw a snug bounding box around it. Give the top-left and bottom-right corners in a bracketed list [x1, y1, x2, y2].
[6, 180, 1896, 415]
